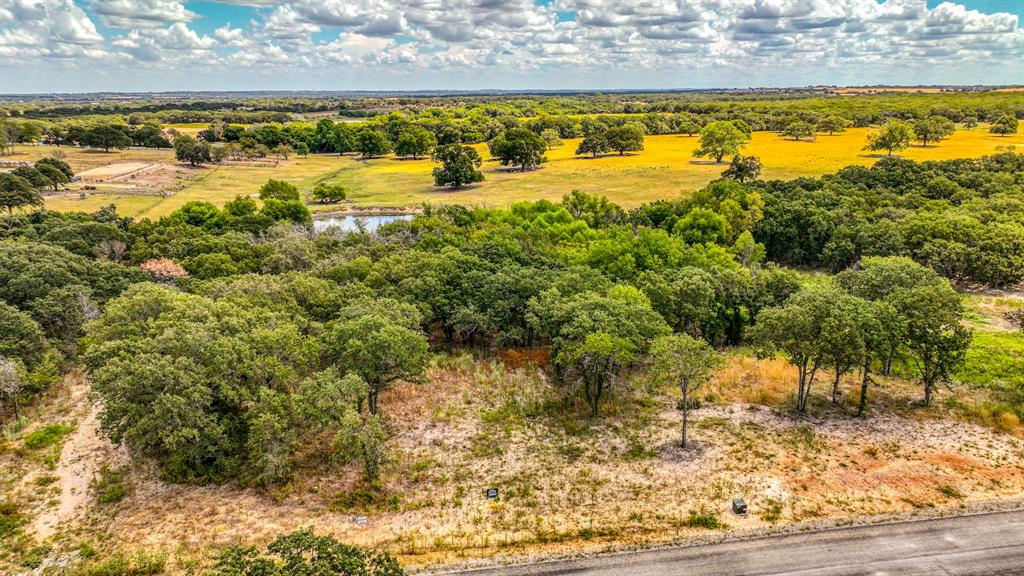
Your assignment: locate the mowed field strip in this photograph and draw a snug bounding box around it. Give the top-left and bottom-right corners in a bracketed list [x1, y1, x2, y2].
[24, 126, 1024, 218]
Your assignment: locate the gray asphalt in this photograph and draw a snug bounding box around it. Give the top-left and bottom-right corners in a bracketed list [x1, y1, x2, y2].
[437, 509, 1024, 576]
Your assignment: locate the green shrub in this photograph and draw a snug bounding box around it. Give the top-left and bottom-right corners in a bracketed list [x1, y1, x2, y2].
[20, 544, 51, 569]
[23, 424, 73, 450]
[937, 484, 964, 499]
[95, 466, 130, 504]
[2, 416, 28, 441]
[0, 500, 26, 538]
[329, 485, 399, 513]
[208, 530, 404, 576]
[680, 513, 727, 529]
[623, 441, 655, 461]
[72, 550, 166, 576]
[77, 540, 99, 559]
[761, 498, 784, 523]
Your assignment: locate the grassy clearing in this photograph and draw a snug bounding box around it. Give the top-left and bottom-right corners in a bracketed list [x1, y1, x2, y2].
[164, 123, 251, 137]
[23, 125, 1024, 219]
[961, 330, 1024, 393]
[10, 146, 174, 171]
[961, 294, 1024, 395]
[163, 123, 207, 136]
[322, 127, 1024, 210]
[953, 293, 1024, 430]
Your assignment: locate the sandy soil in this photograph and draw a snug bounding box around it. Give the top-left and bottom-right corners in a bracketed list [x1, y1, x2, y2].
[31, 404, 109, 539]
[16, 378, 125, 540]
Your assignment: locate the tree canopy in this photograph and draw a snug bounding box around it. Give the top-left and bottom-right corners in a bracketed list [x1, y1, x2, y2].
[0, 173, 43, 218]
[912, 116, 955, 147]
[174, 135, 213, 166]
[864, 120, 914, 156]
[432, 144, 485, 188]
[693, 121, 750, 163]
[603, 123, 645, 155]
[490, 128, 547, 171]
[780, 121, 815, 141]
[259, 179, 301, 202]
[322, 298, 430, 414]
[394, 126, 437, 159]
[355, 129, 393, 158]
[81, 125, 133, 152]
[990, 115, 1019, 136]
[649, 334, 724, 447]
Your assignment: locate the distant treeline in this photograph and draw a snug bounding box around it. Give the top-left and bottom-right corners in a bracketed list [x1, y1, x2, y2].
[4, 91, 1022, 126]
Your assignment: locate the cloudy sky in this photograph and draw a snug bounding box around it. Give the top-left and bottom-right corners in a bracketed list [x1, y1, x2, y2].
[1, 0, 1022, 93]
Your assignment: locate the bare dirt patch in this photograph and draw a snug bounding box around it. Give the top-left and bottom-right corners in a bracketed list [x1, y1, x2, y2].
[75, 162, 195, 194]
[127, 163, 196, 190]
[26, 378, 124, 540]
[77, 163, 156, 181]
[31, 404, 122, 539]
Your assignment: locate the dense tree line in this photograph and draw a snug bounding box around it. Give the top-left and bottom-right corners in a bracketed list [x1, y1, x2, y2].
[750, 152, 1024, 286]
[635, 151, 1024, 287]
[0, 225, 146, 414]
[8, 91, 1022, 127]
[0, 196, 312, 424]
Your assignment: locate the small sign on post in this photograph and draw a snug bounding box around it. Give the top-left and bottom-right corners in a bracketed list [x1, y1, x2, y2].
[485, 488, 499, 500]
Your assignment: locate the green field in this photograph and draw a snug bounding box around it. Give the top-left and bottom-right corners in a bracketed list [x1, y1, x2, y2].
[24, 125, 1024, 218]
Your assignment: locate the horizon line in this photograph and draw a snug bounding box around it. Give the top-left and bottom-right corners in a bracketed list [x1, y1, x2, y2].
[3, 84, 1024, 99]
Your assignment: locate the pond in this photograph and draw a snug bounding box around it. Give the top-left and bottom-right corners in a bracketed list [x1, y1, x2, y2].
[313, 213, 413, 233]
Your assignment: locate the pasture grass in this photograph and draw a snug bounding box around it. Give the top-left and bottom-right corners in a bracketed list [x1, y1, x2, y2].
[9, 146, 173, 171]
[952, 294, 1024, 431]
[323, 126, 1024, 210]
[20, 125, 1024, 219]
[961, 294, 1024, 395]
[961, 330, 1024, 393]
[164, 123, 250, 136]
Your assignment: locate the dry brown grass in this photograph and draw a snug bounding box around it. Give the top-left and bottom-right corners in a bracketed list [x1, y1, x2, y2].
[710, 355, 794, 406]
[7, 354, 1010, 574]
[5, 297, 1024, 574]
[965, 292, 1024, 331]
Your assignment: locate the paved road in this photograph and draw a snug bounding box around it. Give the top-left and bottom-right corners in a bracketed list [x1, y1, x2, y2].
[438, 510, 1024, 576]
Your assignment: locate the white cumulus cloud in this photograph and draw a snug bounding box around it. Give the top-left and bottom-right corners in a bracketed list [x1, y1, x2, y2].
[1, 0, 1022, 90]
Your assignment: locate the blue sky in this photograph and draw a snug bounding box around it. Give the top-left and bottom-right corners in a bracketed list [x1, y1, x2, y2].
[1, 0, 1022, 93]
[931, 0, 1022, 18]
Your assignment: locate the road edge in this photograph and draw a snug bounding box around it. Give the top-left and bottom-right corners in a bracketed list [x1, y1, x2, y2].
[421, 500, 1024, 575]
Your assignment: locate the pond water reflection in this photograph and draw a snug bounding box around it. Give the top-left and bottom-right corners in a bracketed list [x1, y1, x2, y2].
[312, 214, 413, 233]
